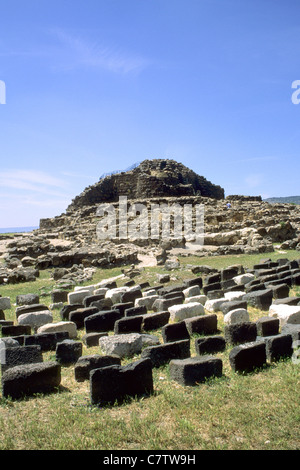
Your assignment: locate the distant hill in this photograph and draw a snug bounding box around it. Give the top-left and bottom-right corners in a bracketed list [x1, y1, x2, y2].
[264, 196, 300, 205]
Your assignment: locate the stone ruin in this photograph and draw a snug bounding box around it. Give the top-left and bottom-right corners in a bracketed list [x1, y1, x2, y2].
[1, 158, 300, 287]
[1, 158, 300, 404]
[1, 257, 300, 404]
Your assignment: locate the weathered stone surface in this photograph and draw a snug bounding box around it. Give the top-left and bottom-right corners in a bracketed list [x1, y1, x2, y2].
[161, 321, 190, 343]
[51, 290, 69, 303]
[184, 295, 207, 305]
[0, 297, 11, 310]
[256, 316, 280, 337]
[233, 273, 255, 285]
[262, 334, 293, 362]
[69, 307, 100, 329]
[141, 339, 190, 367]
[142, 311, 170, 331]
[59, 304, 82, 321]
[37, 321, 77, 339]
[55, 339, 82, 365]
[243, 289, 273, 310]
[15, 303, 50, 318]
[105, 287, 130, 305]
[125, 305, 147, 317]
[267, 283, 290, 299]
[99, 333, 160, 358]
[68, 290, 91, 305]
[90, 358, 153, 406]
[1, 361, 61, 399]
[183, 285, 201, 298]
[1, 324, 31, 337]
[114, 315, 143, 334]
[204, 298, 227, 313]
[168, 302, 205, 322]
[224, 308, 249, 325]
[74, 354, 121, 381]
[82, 332, 108, 347]
[24, 331, 69, 351]
[120, 287, 143, 304]
[224, 322, 257, 345]
[269, 304, 300, 326]
[135, 295, 159, 310]
[83, 294, 105, 308]
[17, 311, 53, 331]
[169, 356, 223, 386]
[194, 336, 226, 355]
[229, 342, 267, 373]
[152, 297, 183, 312]
[84, 310, 123, 333]
[184, 314, 218, 335]
[1, 344, 43, 373]
[220, 300, 248, 315]
[16, 293, 39, 306]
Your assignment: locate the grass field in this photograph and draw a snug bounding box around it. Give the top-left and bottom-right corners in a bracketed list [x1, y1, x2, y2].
[0, 250, 299, 450]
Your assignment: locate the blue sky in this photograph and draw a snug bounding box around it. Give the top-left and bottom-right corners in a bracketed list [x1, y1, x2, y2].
[0, 0, 300, 227]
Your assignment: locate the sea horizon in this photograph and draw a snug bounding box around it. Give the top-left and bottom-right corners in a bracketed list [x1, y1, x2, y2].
[0, 226, 39, 234]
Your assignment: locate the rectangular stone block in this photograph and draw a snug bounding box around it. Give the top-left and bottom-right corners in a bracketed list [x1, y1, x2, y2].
[229, 342, 267, 373]
[55, 339, 82, 365]
[74, 354, 121, 382]
[90, 358, 153, 406]
[224, 322, 257, 345]
[184, 314, 218, 335]
[169, 356, 223, 386]
[1, 344, 43, 373]
[68, 290, 91, 305]
[161, 321, 190, 343]
[0, 297, 11, 310]
[84, 310, 123, 333]
[263, 334, 293, 362]
[141, 339, 190, 368]
[1, 361, 61, 399]
[256, 316, 279, 337]
[114, 315, 143, 334]
[69, 307, 100, 329]
[195, 336, 226, 355]
[142, 311, 170, 331]
[1, 324, 31, 337]
[24, 331, 69, 352]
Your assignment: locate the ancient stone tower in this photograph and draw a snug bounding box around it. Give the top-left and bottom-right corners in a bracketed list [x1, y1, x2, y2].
[66, 159, 225, 211]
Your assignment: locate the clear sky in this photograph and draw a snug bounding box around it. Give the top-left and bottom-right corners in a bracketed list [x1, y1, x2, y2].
[0, 0, 300, 228]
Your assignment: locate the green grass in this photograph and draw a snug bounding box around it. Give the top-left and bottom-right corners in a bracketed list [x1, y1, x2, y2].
[0, 250, 300, 450]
